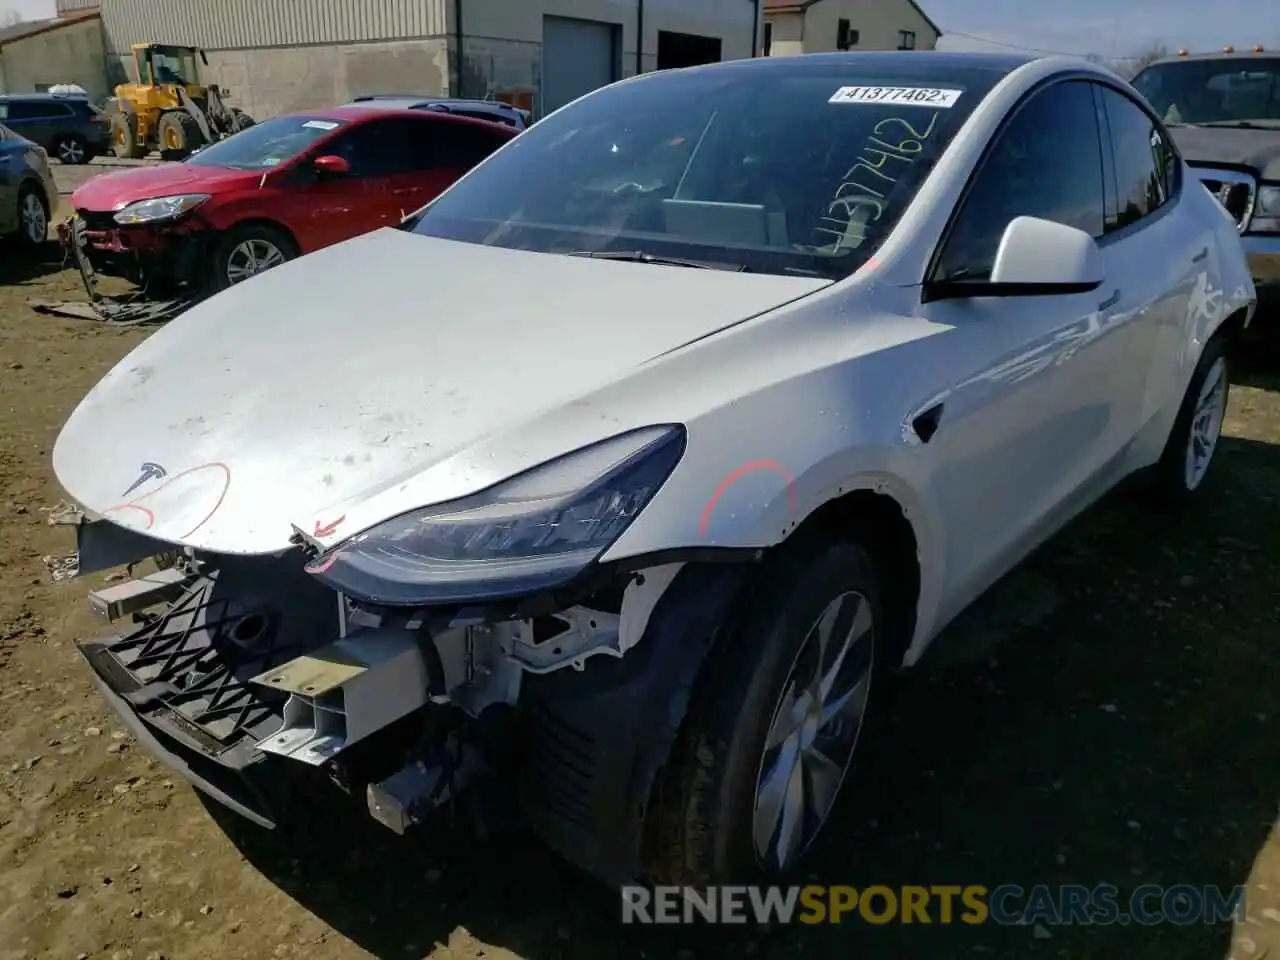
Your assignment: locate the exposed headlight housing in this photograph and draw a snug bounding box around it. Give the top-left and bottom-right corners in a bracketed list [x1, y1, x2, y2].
[113, 193, 209, 225]
[306, 425, 686, 606]
[1249, 184, 1280, 234]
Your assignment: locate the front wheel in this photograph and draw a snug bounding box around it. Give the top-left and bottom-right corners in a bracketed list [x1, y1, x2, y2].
[209, 223, 297, 291]
[1147, 335, 1230, 503]
[16, 185, 49, 248]
[645, 536, 881, 885]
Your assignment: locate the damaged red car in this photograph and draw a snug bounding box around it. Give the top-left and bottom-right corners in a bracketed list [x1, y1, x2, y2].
[65, 105, 517, 292]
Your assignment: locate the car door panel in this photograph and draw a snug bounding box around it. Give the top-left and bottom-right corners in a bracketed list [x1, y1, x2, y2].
[1093, 85, 1200, 450]
[272, 121, 405, 252]
[0, 136, 19, 235]
[4, 101, 56, 150]
[920, 80, 1121, 603]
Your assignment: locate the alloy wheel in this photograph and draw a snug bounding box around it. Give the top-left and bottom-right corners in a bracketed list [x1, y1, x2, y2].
[1183, 356, 1227, 491]
[752, 589, 874, 872]
[58, 139, 85, 164]
[225, 239, 287, 285]
[20, 193, 46, 244]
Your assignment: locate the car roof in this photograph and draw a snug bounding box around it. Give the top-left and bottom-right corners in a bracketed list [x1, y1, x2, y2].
[290, 104, 519, 129]
[344, 97, 521, 116]
[1148, 51, 1280, 66]
[0, 92, 89, 101]
[350, 95, 518, 108]
[660, 49, 1038, 80]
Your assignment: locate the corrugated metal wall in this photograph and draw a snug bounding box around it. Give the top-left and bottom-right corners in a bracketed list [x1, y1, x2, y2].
[56, 0, 101, 14]
[100, 0, 450, 53]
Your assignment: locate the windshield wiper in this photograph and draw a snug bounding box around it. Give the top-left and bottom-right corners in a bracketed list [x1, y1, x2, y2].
[566, 249, 750, 272]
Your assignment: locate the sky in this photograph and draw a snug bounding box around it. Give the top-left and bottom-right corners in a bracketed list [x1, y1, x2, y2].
[924, 0, 1265, 62]
[0, 0, 1271, 61]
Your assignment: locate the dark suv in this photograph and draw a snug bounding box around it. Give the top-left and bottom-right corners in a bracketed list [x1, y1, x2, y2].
[0, 93, 111, 165]
[1131, 48, 1280, 306]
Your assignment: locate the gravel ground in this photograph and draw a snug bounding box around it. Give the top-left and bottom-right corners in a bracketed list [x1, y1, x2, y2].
[1, 169, 1278, 958]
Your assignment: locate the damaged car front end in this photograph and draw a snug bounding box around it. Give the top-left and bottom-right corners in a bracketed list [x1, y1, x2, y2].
[67, 440, 721, 863]
[62, 193, 213, 290]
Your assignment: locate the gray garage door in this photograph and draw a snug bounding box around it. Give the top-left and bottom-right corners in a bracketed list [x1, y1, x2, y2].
[542, 15, 618, 115]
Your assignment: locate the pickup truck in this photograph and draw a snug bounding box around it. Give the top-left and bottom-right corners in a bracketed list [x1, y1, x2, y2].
[1132, 48, 1280, 307]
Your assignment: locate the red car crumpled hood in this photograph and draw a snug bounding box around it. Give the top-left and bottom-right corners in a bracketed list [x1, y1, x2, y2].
[71, 163, 259, 212]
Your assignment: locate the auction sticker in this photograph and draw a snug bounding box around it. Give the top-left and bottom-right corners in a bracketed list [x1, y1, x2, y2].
[829, 86, 963, 107]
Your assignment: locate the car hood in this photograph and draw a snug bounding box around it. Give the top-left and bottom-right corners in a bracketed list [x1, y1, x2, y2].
[52, 228, 828, 555]
[1168, 124, 1280, 180]
[71, 162, 258, 212]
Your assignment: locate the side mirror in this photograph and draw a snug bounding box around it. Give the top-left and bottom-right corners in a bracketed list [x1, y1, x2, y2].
[313, 154, 350, 176]
[923, 216, 1104, 301]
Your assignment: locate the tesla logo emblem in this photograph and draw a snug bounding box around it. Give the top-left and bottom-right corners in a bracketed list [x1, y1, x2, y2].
[122, 461, 167, 497]
[313, 515, 345, 538]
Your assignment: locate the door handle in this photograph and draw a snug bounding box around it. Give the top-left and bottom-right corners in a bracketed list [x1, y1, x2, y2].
[1098, 289, 1121, 311]
[1192, 246, 1208, 263]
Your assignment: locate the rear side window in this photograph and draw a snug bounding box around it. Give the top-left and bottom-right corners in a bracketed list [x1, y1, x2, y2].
[329, 118, 418, 176]
[7, 100, 74, 119]
[423, 119, 510, 170]
[934, 80, 1106, 282]
[1098, 87, 1175, 231]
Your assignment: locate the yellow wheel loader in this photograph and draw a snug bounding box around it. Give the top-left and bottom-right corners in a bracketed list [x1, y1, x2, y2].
[106, 43, 255, 161]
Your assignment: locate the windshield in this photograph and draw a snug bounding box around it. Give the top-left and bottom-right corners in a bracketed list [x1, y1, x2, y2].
[186, 115, 347, 170]
[1132, 59, 1280, 126]
[150, 46, 199, 85]
[410, 61, 997, 279]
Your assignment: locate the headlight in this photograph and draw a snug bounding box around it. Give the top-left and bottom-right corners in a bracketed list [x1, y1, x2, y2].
[306, 425, 686, 605]
[1250, 184, 1280, 233]
[113, 194, 209, 225]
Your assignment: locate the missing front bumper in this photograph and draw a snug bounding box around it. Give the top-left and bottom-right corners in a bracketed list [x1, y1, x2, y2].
[79, 637, 287, 828]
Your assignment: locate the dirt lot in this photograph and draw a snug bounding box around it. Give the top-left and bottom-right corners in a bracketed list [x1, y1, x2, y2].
[0, 167, 1278, 959]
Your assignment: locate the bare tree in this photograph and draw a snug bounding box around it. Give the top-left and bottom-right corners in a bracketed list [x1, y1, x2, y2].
[1114, 42, 1170, 79]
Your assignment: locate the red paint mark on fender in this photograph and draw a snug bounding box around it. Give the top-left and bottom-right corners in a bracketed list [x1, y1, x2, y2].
[306, 552, 340, 574]
[101, 503, 156, 530]
[313, 515, 345, 538]
[698, 459, 796, 535]
[101, 462, 231, 538]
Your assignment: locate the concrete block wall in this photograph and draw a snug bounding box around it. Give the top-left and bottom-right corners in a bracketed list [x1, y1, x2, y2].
[210, 39, 451, 119]
[1, 16, 110, 100]
[457, 36, 540, 100]
[108, 38, 451, 120]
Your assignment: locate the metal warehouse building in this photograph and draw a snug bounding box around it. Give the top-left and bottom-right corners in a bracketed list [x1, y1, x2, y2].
[97, 0, 763, 120]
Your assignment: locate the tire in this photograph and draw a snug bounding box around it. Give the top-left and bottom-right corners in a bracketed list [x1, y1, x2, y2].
[109, 112, 146, 160]
[15, 184, 49, 248]
[1147, 335, 1230, 503]
[54, 133, 89, 165]
[157, 111, 203, 160]
[230, 108, 255, 133]
[209, 223, 297, 291]
[644, 534, 883, 886]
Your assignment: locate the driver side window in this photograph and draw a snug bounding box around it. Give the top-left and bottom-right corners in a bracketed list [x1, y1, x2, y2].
[322, 120, 414, 177]
[933, 81, 1106, 283]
